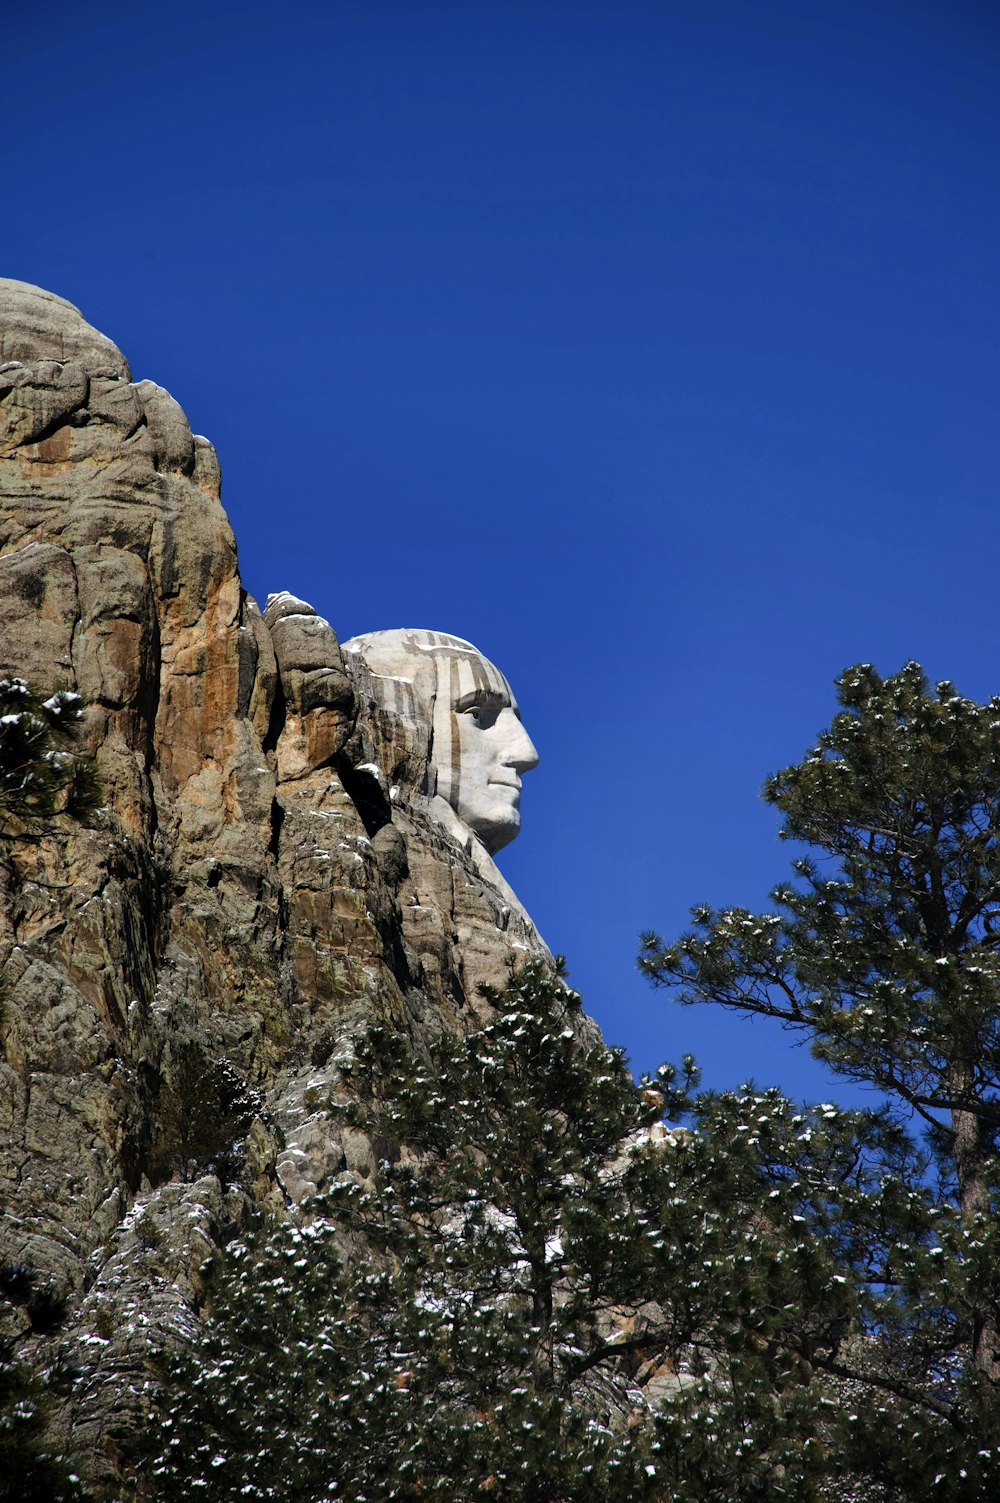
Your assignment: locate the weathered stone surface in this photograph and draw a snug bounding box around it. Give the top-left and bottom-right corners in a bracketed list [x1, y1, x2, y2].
[0, 359, 89, 453]
[0, 281, 129, 379]
[263, 591, 357, 779]
[0, 279, 568, 1487]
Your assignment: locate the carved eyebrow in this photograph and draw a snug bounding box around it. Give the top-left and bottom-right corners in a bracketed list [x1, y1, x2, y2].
[453, 689, 507, 713]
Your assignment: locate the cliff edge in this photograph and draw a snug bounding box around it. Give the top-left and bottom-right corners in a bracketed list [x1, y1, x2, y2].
[0, 280, 555, 1478]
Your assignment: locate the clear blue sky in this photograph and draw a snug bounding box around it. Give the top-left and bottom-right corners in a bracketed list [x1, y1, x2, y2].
[7, 1, 999, 1102]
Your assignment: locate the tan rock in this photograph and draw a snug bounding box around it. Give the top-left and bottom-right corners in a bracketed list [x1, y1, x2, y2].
[0, 279, 576, 1487]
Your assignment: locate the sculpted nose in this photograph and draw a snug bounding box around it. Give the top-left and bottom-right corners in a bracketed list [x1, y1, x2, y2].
[501, 710, 539, 773]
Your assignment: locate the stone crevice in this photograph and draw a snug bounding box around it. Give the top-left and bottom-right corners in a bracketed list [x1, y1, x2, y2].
[0, 278, 563, 1488]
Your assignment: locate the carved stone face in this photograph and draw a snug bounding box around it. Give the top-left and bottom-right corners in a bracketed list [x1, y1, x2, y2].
[341, 629, 538, 855]
[440, 651, 539, 854]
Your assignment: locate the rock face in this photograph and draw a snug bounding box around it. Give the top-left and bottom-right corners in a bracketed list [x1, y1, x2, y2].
[0, 280, 555, 1480]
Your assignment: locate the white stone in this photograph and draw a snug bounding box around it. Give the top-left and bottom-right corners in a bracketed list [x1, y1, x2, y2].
[342, 629, 538, 856]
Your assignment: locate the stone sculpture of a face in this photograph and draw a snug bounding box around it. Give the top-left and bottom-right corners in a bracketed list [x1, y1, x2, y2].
[341, 629, 539, 855]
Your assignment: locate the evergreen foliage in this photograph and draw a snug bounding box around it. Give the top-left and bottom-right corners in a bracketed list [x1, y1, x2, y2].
[131, 659, 1000, 1498]
[0, 678, 99, 832]
[144, 964, 894, 1501]
[148, 1040, 260, 1186]
[0, 1263, 90, 1502]
[641, 661, 1000, 1495]
[0, 679, 99, 1498]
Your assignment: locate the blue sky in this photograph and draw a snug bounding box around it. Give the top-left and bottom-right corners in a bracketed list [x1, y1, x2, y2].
[7, 0, 999, 1101]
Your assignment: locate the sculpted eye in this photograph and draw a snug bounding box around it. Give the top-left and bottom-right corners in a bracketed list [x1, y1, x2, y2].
[461, 702, 500, 730]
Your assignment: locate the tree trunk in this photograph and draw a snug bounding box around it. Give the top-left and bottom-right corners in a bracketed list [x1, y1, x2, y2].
[951, 1079, 1000, 1381]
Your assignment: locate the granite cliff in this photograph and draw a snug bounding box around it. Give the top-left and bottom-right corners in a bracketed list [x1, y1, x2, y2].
[0, 280, 557, 1482]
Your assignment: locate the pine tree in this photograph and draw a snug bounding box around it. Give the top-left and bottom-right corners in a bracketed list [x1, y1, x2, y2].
[641, 661, 1000, 1496]
[145, 964, 664, 1499]
[143, 963, 874, 1502]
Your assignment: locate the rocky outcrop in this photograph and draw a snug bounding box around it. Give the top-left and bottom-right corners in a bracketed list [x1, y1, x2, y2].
[0, 280, 555, 1483]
